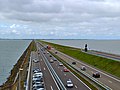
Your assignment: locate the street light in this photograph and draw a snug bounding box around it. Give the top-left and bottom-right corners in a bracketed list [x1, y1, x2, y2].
[19, 68, 23, 90]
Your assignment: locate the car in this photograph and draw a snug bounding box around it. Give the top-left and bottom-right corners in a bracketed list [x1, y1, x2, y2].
[49, 55, 52, 57]
[72, 62, 76, 65]
[64, 68, 69, 72]
[33, 68, 41, 73]
[33, 82, 44, 86]
[33, 72, 43, 78]
[50, 59, 54, 63]
[33, 59, 39, 63]
[32, 77, 43, 82]
[32, 79, 43, 85]
[55, 52, 57, 54]
[59, 63, 63, 66]
[66, 79, 73, 88]
[81, 66, 86, 71]
[32, 85, 44, 90]
[53, 58, 57, 61]
[47, 52, 49, 54]
[93, 72, 100, 78]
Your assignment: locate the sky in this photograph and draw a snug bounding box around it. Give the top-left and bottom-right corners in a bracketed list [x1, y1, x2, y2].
[0, 0, 120, 39]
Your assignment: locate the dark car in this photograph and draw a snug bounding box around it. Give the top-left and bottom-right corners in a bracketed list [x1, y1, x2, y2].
[72, 62, 76, 65]
[49, 55, 52, 57]
[93, 72, 100, 78]
[81, 66, 86, 71]
[55, 52, 57, 54]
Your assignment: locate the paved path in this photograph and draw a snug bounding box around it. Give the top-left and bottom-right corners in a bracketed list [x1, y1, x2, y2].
[85, 50, 120, 62]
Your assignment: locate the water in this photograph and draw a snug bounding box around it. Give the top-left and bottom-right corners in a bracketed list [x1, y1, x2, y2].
[0, 40, 31, 85]
[45, 39, 120, 55]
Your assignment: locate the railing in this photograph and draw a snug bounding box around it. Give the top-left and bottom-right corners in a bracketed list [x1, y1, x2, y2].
[25, 53, 32, 90]
[66, 62, 112, 90]
[40, 48, 67, 90]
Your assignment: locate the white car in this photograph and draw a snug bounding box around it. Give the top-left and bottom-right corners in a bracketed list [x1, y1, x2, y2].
[59, 63, 63, 66]
[66, 79, 74, 88]
[33, 59, 39, 63]
[50, 59, 54, 63]
[33, 72, 43, 78]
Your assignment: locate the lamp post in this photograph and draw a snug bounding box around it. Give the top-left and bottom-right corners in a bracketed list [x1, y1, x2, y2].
[19, 68, 23, 90]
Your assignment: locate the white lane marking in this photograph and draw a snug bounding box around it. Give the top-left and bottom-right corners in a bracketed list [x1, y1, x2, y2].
[44, 67, 46, 70]
[75, 85, 77, 88]
[41, 59, 42, 61]
[108, 80, 112, 83]
[50, 86, 53, 90]
[61, 70, 62, 72]
[64, 74, 66, 76]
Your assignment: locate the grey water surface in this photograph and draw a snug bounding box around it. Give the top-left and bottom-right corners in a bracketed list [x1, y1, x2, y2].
[45, 39, 120, 55]
[0, 40, 31, 85]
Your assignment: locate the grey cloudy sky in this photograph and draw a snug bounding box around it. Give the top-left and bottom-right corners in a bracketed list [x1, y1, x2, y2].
[0, 0, 120, 39]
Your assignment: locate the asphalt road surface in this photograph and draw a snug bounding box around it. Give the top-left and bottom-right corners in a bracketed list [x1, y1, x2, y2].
[86, 50, 120, 62]
[30, 51, 59, 90]
[37, 42, 91, 90]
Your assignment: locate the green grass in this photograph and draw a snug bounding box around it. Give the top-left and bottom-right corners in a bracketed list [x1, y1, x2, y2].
[40, 40, 120, 78]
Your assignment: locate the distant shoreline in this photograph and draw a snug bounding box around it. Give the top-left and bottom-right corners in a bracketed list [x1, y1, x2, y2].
[0, 39, 120, 40]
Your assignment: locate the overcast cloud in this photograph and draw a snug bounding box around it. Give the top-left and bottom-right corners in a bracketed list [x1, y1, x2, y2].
[0, 0, 120, 39]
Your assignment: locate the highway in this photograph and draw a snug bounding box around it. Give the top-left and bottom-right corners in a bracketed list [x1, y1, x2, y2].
[29, 51, 59, 90]
[49, 47, 120, 90]
[36, 42, 91, 90]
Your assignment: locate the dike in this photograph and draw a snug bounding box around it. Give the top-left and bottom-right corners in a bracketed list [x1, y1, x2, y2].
[0, 40, 36, 90]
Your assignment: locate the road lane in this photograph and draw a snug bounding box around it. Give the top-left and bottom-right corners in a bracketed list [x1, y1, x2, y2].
[30, 51, 59, 90]
[37, 52, 60, 90]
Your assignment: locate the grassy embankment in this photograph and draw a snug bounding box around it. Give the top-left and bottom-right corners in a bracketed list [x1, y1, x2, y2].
[0, 40, 37, 90]
[41, 40, 120, 78]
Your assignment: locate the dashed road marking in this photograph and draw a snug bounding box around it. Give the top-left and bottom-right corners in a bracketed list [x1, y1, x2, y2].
[108, 80, 112, 83]
[75, 85, 77, 88]
[41, 59, 42, 61]
[61, 70, 62, 72]
[50, 86, 53, 90]
[44, 67, 46, 70]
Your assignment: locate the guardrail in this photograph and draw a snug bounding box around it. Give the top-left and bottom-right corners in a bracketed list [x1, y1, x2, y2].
[40, 49, 67, 90]
[25, 53, 32, 90]
[66, 63, 112, 90]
